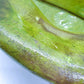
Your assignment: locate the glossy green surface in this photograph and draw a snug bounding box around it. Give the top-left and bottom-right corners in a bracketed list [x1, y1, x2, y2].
[0, 0, 84, 84]
[42, 0, 84, 19]
[33, 0, 84, 34]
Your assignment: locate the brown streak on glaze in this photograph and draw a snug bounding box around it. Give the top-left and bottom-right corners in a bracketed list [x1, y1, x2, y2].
[39, 0, 84, 20]
[38, 18, 84, 41]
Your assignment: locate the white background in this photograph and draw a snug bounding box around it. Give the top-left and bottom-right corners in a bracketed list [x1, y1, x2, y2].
[0, 48, 51, 84]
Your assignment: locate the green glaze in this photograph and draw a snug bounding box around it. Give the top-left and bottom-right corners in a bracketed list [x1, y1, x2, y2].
[42, 0, 84, 19]
[0, 0, 84, 84]
[32, 0, 84, 34]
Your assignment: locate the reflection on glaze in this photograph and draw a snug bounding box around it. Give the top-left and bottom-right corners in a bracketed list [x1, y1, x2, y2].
[32, 0, 84, 34]
[38, 18, 84, 40]
[35, 16, 40, 21]
[54, 11, 83, 32]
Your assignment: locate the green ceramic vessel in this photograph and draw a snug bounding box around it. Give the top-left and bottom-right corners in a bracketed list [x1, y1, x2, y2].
[0, 0, 84, 84]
